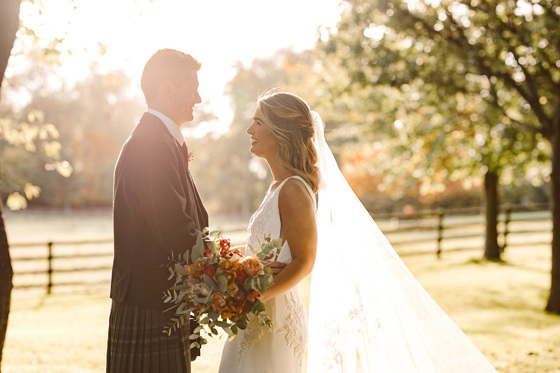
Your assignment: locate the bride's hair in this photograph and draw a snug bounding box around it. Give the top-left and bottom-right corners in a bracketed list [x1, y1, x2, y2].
[257, 89, 319, 194]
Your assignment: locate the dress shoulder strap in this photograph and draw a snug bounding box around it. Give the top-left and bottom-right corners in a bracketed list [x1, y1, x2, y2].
[278, 176, 316, 207]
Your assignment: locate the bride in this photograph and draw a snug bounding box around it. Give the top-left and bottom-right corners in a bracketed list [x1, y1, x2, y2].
[218, 90, 497, 372]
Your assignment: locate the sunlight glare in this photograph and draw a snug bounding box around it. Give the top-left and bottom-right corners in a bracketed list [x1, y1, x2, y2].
[16, 0, 342, 135]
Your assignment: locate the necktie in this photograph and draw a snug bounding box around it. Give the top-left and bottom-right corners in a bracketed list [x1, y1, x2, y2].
[180, 142, 189, 170]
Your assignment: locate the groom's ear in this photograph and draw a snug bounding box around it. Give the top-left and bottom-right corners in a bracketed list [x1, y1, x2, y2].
[156, 80, 174, 99]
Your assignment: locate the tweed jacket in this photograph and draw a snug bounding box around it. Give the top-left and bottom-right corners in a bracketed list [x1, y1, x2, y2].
[110, 112, 208, 309]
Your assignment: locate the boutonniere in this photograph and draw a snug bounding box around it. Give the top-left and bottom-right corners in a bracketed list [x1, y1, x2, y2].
[188, 152, 194, 163]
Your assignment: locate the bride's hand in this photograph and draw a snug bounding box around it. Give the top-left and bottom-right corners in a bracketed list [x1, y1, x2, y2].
[265, 261, 287, 276]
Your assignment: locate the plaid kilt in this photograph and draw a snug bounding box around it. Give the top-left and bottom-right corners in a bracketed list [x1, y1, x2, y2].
[107, 300, 195, 373]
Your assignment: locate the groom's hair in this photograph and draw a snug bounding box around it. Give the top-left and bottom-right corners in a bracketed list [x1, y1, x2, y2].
[141, 49, 201, 106]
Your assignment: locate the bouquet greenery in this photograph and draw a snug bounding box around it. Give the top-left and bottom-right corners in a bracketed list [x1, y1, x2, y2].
[163, 228, 282, 350]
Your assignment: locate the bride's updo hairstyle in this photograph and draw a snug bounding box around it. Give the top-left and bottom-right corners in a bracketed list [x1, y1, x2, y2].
[257, 90, 319, 194]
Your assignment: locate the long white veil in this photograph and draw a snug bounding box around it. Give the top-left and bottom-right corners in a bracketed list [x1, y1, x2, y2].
[306, 112, 497, 372]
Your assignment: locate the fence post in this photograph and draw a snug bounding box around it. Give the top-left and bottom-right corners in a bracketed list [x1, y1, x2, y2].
[436, 210, 444, 258]
[501, 206, 511, 253]
[47, 241, 53, 295]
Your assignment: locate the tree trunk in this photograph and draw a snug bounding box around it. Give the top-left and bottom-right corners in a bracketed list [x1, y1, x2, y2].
[0, 198, 12, 369]
[483, 169, 501, 261]
[546, 127, 560, 314]
[0, 0, 21, 84]
[0, 0, 22, 368]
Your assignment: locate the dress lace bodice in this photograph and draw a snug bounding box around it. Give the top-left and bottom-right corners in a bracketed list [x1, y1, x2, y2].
[218, 176, 315, 373]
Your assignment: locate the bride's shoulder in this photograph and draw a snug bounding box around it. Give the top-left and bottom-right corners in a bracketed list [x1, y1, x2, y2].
[278, 177, 314, 209]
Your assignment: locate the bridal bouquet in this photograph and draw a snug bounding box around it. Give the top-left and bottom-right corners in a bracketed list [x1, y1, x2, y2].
[163, 228, 281, 349]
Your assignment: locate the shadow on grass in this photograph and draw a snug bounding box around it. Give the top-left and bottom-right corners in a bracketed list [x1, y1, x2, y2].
[468, 257, 550, 275]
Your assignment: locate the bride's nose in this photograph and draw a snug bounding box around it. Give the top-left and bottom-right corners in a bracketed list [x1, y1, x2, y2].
[247, 123, 254, 135]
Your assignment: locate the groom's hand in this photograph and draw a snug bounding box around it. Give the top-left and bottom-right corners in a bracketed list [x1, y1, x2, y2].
[266, 261, 287, 276]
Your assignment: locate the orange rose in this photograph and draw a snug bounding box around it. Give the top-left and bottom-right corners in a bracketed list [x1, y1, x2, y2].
[243, 257, 264, 277]
[211, 293, 226, 311]
[234, 290, 247, 302]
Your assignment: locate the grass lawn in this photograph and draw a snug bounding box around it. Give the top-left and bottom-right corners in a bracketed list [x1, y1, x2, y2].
[2, 210, 560, 372]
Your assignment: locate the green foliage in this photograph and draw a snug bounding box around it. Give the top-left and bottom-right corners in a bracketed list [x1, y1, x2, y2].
[0, 103, 72, 209]
[1, 66, 144, 208]
[314, 0, 558, 206]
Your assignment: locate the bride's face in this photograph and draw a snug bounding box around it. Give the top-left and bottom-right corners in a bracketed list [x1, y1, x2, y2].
[247, 107, 280, 160]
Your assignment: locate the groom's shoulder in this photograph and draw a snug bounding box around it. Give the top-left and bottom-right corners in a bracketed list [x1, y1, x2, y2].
[129, 113, 172, 147]
[135, 113, 164, 135]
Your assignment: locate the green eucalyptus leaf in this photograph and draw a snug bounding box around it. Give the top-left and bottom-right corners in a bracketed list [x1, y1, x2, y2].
[215, 320, 231, 328]
[193, 295, 209, 304]
[190, 233, 205, 263]
[216, 275, 228, 293]
[223, 326, 233, 337]
[175, 263, 188, 276]
[203, 274, 217, 290]
[236, 317, 248, 330]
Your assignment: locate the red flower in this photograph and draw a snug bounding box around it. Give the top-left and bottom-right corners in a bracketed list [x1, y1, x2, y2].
[219, 236, 232, 250]
[236, 270, 247, 282]
[203, 266, 216, 277]
[246, 290, 261, 302]
[241, 303, 252, 313]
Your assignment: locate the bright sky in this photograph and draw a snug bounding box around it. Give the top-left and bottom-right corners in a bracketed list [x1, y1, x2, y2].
[16, 0, 342, 133]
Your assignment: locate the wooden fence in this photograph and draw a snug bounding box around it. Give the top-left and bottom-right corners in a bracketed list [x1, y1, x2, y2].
[9, 203, 552, 294]
[374, 202, 551, 257]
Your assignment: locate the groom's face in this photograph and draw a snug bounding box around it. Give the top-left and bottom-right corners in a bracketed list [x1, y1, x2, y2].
[171, 72, 201, 124]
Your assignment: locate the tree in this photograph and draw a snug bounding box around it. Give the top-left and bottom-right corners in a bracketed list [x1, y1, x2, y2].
[319, 0, 559, 311]
[0, 0, 22, 367]
[3, 69, 143, 208]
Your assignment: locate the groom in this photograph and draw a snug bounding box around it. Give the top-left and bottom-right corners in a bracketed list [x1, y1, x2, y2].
[107, 49, 208, 373]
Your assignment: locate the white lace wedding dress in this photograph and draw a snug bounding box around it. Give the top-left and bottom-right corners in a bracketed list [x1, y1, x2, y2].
[218, 176, 314, 373]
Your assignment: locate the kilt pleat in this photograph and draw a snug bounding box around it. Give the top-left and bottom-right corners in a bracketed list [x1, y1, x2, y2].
[107, 300, 189, 373]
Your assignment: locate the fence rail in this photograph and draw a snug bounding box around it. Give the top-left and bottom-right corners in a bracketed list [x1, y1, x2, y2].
[9, 203, 553, 294]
